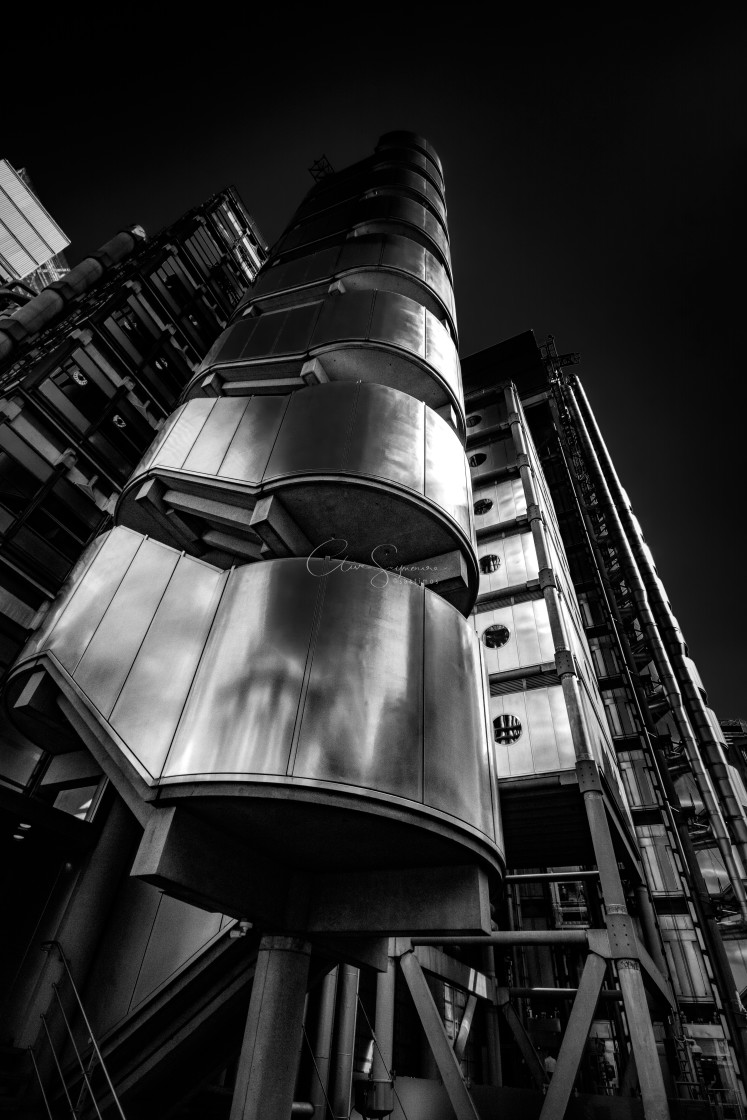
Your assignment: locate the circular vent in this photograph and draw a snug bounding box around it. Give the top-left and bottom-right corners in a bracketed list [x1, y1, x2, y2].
[482, 624, 510, 649]
[493, 714, 523, 744]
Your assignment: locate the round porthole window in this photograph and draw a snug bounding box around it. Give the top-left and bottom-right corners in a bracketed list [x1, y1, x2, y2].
[482, 623, 510, 649]
[474, 498, 493, 515]
[480, 554, 501, 574]
[493, 714, 522, 744]
[469, 452, 486, 468]
[466, 414, 482, 428]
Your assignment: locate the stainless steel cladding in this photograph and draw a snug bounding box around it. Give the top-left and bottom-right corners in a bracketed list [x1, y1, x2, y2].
[118, 383, 478, 612]
[185, 289, 464, 428]
[249, 233, 456, 337]
[7, 529, 503, 874]
[490, 686, 575, 777]
[293, 166, 447, 227]
[274, 195, 452, 273]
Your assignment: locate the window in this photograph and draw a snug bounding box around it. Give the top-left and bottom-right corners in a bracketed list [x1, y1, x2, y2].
[468, 452, 486, 468]
[480, 554, 501, 574]
[493, 714, 522, 744]
[483, 623, 510, 649]
[474, 498, 493, 515]
[466, 414, 481, 428]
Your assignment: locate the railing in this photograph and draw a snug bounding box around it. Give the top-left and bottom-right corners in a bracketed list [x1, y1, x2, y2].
[28, 940, 126, 1119]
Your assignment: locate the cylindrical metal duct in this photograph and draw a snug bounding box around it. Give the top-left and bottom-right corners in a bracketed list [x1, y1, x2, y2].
[564, 377, 747, 919]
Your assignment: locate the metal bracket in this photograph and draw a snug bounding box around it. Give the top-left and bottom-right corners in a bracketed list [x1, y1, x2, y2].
[576, 758, 602, 793]
[554, 649, 575, 677]
[538, 568, 556, 590]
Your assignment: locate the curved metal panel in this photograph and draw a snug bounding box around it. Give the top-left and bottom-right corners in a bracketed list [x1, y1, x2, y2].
[117, 383, 477, 610]
[250, 233, 456, 335]
[165, 562, 318, 779]
[424, 591, 496, 837]
[292, 568, 424, 800]
[187, 289, 464, 427]
[274, 195, 451, 275]
[294, 167, 447, 228]
[6, 541, 503, 869]
[376, 131, 444, 177]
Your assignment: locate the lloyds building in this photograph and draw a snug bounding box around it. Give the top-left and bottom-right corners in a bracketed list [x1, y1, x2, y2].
[1, 132, 746, 1120]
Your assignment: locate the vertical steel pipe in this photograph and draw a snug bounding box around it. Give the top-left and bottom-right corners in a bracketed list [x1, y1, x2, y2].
[330, 965, 359, 1120]
[505, 382, 673, 1120]
[480, 945, 503, 1086]
[371, 955, 395, 1084]
[572, 374, 747, 876]
[309, 967, 338, 1115]
[564, 378, 747, 920]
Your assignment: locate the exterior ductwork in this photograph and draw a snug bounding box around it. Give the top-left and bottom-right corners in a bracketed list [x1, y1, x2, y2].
[0, 228, 146, 361]
[564, 377, 747, 919]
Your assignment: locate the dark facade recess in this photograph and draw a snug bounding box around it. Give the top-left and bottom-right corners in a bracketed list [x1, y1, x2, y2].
[1, 133, 746, 1120]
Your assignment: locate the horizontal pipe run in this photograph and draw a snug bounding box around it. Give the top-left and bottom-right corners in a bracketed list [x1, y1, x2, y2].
[410, 931, 590, 947]
[505, 872, 600, 883]
[508, 986, 621, 1001]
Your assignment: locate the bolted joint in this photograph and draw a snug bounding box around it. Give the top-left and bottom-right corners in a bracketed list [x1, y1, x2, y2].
[516, 452, 530, 469]
[538, 568, 556, 590]
[507, 411, 521, 426]
[576, 758, 603, 793]
[526, 502, 543, 522]
[555, 649, 575, 677]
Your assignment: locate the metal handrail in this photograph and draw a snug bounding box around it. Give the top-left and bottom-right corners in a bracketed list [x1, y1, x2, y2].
[40, 939, 127, 1120]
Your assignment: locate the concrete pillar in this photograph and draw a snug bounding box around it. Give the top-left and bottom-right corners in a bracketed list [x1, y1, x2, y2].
[229, 935, 311, 1120]
[330, 964, 359, 1119]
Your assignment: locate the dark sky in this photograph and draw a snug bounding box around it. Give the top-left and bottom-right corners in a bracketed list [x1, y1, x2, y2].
[5, 15, 746, 715]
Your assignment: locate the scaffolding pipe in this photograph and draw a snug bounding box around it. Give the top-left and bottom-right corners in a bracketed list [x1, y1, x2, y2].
[564, 380, 747, 923]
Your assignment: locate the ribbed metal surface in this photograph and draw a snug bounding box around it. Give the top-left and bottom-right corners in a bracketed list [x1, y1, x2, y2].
[0, 160, 69, 280]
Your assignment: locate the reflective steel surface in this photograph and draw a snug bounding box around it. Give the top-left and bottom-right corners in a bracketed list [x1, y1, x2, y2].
[274, 195, 452, 274]
[186, 288, 464, 425]
[118, 383, 477, 610]
[250, 232, 456, 335]
[8, 530, 503, 868]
